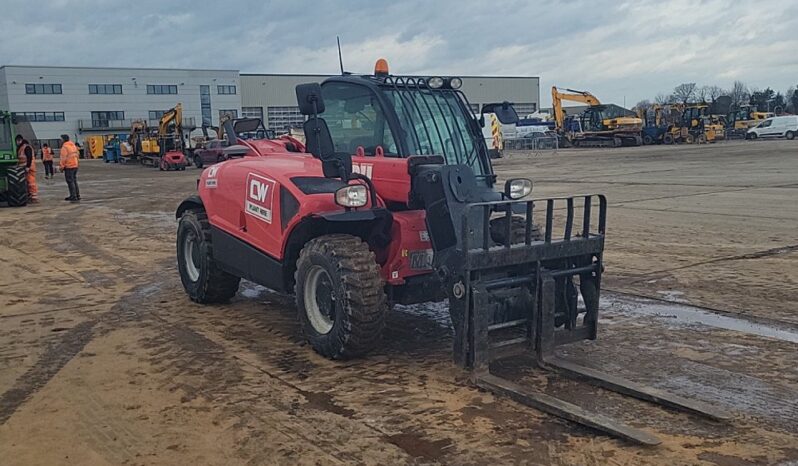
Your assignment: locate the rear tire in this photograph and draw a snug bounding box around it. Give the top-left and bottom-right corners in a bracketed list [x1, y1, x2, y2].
[642, 134, 654, 145]
[490, 215, 543, 245]
[663, 133, 675, 145]
[5, 166, 29, 207]
[177, 209, 241, 303]
[295, 234, 386, 359]
[786, 131, 795, 140]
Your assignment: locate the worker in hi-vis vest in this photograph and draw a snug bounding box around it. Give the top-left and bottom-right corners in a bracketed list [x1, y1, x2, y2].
[41, 143, 55, 179]
[58, 134, 81, 202]
[15, 134, 38, 203]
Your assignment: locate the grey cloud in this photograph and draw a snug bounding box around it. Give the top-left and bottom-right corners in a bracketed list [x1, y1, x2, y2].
[1, 0, 796, 106]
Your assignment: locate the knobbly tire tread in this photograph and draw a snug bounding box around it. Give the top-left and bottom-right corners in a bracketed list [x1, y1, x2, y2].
[295, 234, 387, 359]
[490, 215, 542, 246]
[177, 209, 240, 303]
[5, 166, 29, 207]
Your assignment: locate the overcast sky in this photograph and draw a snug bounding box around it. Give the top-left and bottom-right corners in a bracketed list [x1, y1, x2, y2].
[1, 0, 796, 107]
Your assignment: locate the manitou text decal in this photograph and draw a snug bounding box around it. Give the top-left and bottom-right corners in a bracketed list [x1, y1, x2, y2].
[245, 173, 276, 224]
[352, 163, 373, 178]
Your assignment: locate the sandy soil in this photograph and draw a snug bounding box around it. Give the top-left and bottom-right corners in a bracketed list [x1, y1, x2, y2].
[1, 140, 797, 465]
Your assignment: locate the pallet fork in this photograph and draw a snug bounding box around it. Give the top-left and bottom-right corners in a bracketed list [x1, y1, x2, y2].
[414, 163, 729, 445]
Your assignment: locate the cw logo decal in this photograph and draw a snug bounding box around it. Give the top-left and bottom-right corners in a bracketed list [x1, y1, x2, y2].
[245, 173, 276, 224]
[352, 163, 374, 178]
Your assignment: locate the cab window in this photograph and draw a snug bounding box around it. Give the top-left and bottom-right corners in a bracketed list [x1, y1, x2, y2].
[321, 82, 398, 156]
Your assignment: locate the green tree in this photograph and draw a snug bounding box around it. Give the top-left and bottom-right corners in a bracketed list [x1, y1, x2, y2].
[749, 88, 775, 112]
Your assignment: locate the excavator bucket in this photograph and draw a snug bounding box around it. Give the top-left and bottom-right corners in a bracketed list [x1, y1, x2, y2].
[412, 162, 729, 445]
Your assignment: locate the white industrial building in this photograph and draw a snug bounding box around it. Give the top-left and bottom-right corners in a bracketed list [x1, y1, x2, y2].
[0, 65, 539, 147]
[0, 65, 241, 148]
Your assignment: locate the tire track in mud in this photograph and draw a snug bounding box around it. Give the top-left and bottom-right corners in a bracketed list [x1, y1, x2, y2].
[0, 281, 153, 425]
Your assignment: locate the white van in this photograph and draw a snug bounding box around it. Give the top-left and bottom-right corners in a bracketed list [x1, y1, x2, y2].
[746, 115, 798, 140]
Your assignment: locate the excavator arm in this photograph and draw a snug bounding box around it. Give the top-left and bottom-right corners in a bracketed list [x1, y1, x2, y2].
[551, 86, 601, 130]
[158, 103, 183, 137]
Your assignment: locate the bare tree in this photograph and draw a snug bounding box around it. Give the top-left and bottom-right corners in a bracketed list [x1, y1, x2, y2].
[729, 80, 750, 108]
[634, 99, 652, 112]
[786, 86, 797, 113]
[705, 85, 725, 101]
[654, 93, 672, 105]
[696, 86, 708, 102]
[672, 83, 697, 104]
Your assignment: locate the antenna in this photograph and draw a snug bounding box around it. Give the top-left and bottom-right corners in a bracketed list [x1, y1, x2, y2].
[337, 36, 345, 75]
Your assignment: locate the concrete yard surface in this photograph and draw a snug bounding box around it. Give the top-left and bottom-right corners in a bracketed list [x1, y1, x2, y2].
[1, 139, 797, 465]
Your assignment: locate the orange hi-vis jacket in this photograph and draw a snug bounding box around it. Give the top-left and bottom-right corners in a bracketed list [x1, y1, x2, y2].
[17, 143, 35, 173]
[42, 146, 54, 161]
[59, 141, 80, 169]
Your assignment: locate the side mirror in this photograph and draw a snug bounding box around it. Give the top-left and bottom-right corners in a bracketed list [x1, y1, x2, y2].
[494, 101, 519, 125]
[296, 83, 325, 116]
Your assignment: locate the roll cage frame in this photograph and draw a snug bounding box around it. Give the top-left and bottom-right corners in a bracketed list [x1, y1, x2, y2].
[321, 75, 497, 186]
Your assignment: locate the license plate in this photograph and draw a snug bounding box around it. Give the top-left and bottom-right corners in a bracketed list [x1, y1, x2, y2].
[409, 249, 434, 270]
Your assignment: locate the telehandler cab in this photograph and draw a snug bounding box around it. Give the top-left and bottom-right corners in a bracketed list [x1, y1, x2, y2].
[176, 60, 728, 445]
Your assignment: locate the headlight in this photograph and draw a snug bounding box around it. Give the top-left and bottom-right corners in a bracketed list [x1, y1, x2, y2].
[505, 178, 533, 200]
[335, 185, 368, 207]
[449, 77, 463, 89]
[428, 77, 444, 89]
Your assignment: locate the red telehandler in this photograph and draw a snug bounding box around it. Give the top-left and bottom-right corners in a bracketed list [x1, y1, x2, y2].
[175, 60, 728, 445]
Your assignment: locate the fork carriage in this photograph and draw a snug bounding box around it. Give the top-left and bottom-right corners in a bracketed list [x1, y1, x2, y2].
[414, 163, 729, 445]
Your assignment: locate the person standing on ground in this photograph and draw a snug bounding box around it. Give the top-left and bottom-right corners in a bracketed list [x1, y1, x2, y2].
[15, 134, 39, 203]
[41, 143, 54, 179]
[58, 134, 80, 202]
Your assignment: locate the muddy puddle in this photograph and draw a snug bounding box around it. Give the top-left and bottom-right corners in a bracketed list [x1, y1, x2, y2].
[605, 293, 798, 344]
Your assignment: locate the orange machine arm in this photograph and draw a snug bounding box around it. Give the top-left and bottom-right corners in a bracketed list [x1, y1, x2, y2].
[158, 103, 183, 137]
[551, 86, 601, 130]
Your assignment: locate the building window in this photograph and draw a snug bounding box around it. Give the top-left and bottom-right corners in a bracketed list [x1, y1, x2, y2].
[89, 84, 122, 94]
[217, 85, 237, 95]
[25, 83, 62, 94]
[13, 112, 65, 122]
[200, 85, 212, 126]
[148, 110, 166, 120]
[146, 84, 178, 95]
[219, 109, 238, 120]
[242, 107, 264, 120]
[267, 106, 304, 132]
[91, 111, 125, 128]
[513, 102, 538, 116]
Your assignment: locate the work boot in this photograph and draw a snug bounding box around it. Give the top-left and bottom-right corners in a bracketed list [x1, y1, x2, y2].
[64, 196, 75, 201]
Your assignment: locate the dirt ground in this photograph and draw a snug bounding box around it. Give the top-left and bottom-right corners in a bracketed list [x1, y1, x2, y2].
[1, 139, 797, 465]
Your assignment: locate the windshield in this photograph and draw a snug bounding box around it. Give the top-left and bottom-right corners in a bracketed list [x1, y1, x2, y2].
[383, 87, 489, 177]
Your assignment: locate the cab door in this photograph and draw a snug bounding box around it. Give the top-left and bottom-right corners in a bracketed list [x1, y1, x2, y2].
[320, 81, 409, 204]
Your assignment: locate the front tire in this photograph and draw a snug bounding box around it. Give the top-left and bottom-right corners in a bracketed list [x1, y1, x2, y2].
[295, 234, 387, 359]
[5, 166, 29, 207]
[177, 209, 241, 303]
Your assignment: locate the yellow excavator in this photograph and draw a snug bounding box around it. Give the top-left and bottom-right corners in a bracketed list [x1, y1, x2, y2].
[726, 105, 773, 138]
[552, 86, 643, 147]
[140, 103, 188, 170]
[122, 120, 158, 163]
[661, 103, 725, 144]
